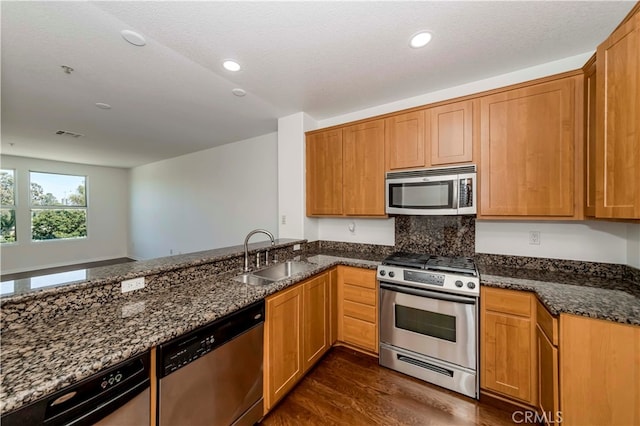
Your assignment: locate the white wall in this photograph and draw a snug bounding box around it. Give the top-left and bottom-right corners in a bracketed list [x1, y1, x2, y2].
[277, 112, 319, 241]
[128, 133, 278, 260]
[475, 220, 629, 264]
[1, 155, 129, 274]
[628, 224, 640, 269]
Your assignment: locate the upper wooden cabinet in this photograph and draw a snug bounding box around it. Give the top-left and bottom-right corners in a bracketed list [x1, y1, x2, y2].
[584, 57, 597, 217]
[306, 120, 385, 217]
[427, 99, 474, 166]
[385, 110, 426, 170]
[595, 11, 640, 219]
[478, 75, 584, 219]
[306, 129, 343, 216]
[384, 100, 475, 172]
[343, 120, 386, 216]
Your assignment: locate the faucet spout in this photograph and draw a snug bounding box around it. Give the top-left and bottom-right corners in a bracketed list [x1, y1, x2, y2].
[244, 229, 275, 272]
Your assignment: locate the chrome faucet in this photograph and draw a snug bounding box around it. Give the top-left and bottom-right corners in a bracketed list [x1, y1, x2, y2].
[244, 229, 275, 272]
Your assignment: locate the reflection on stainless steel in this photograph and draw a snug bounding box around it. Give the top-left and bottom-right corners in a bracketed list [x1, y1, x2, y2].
[243, 229, 275, 272]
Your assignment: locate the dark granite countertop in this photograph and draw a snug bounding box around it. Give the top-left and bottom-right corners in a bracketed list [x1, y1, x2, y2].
[479, 265, 640, 326]
[0, 251, 382, 414]
[0, 238, 307, 300]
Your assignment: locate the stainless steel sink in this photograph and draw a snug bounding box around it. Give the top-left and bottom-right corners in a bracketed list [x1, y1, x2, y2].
[252, 261, 315, 281]
[233, 261, 315, 285]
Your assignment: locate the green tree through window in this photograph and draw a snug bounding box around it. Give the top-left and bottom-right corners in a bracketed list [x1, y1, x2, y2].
[1, 169, 16, 243]
[30, 172, 87, 241]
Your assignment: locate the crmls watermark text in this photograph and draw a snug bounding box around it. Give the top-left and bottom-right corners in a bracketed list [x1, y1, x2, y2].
[512, 410, 563, 424]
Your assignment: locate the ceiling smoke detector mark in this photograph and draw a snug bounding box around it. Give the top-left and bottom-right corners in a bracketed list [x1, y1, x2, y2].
[61, 65, 74, 74]
[56, 130, 84, 138]
[121, 30, 146, 46]
[95, 103, 112, 109]
[232, 88, 246, 97]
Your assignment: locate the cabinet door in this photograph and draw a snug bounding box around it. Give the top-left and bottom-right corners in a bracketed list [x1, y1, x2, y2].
[596, 13, 640, 219]
[584, 59, 597, 217]
[479, 77, 580, 218]
[343, 120, 386, 216]
[306, 129, 343, 215]
[560, 315, 640, 426]
[482, 311, 535, 404]
[428, 100, 474, 166]
[385, 110, 426, 170]
[303, 273, 330, 372]
[264, 285, 302, 411]
[537, 325, 559, 421]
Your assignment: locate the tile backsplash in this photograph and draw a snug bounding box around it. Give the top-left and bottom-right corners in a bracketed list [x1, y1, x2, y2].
[394, 216, 475, 257]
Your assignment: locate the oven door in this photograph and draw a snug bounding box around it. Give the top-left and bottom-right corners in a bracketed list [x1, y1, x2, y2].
[386, 175, 459, 215]
[379, 283, 477, 369]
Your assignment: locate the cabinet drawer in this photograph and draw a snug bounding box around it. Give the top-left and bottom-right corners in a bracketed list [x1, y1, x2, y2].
[483, 287, 532, 317]
[343, 300, 376, 323]
[343, 284, 376, 306]
[343, 316, 377, 352]
[340, 266, 376, 289]
[536, 300, 558, 346]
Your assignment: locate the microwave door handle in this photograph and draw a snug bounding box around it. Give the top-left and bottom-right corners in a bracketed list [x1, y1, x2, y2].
[452, 178, 459, 210]
[380, 283, 476, 304]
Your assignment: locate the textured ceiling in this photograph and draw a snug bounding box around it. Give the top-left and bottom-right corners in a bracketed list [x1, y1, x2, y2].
[1, 1, 635, 168]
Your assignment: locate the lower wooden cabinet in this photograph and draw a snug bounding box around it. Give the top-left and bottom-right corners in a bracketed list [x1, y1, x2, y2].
[480, 287, 537, 406]
[536, 301, 560, 425]
[264, 284, 303, 412]
[337, 266, 378, 354]
[560, 314, 640, 425]
[264, 271, 330, 411]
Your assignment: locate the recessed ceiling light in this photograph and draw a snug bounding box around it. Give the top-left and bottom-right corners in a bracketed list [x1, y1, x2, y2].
[231, 88, 246, 97]
[223, 60, 241, 72]
[121, 30, 146, 47]
[95, 103, 112, 109]
[409, 31, 432, 48]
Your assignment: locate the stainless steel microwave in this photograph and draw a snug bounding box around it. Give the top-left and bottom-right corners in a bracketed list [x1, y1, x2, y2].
[385, 165, 477, 215]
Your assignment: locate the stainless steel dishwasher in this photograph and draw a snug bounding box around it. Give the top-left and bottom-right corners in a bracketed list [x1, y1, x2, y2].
[0, 351, 150, 426]
[157, 300, 264, 426]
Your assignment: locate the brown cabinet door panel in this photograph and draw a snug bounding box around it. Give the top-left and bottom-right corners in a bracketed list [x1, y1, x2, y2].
[306, 129, 343, 215]
[303, 273, 330, 372]
[385, 110, 426, 170]
[343, 120, 386, 216]
[596, 13, 640, 219]
[479, 77, 577, 217]
[429, 100, 474, 166]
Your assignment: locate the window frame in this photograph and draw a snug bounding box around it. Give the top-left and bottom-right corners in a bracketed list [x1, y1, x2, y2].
[1, 168, 17, 244]
[29, 170, 89, 242]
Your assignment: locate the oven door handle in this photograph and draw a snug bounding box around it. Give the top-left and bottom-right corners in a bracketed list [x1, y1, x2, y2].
[380, 282, 477, 304]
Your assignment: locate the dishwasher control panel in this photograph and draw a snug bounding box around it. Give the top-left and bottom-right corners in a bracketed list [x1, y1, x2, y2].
[157, 300, 265, 378]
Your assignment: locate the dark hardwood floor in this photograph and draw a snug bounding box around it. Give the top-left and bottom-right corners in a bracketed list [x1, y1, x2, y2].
[261, 347, 516, 426]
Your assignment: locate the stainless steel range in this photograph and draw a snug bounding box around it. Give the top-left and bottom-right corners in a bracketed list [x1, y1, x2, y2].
[377, 252, 479, 399]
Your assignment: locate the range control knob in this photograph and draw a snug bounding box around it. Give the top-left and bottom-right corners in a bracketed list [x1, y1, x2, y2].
[388, 271, 395, 278]
[467, 282, 476, 289]
[379, 270, 386, 276]
[455, 280, 464, 288]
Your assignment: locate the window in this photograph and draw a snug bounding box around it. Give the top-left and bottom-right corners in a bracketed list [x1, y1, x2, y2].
[1, 169, 16, 243]
[30, 172, 87, 241]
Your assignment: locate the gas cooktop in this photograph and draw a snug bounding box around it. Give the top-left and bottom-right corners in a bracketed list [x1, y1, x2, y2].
[382, 252, 477, 276]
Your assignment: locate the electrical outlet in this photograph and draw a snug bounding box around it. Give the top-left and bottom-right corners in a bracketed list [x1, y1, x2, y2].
[293, 244, 301, 251]
[281, 215, 287, 225]
[529, 231, 541, 245]
[121, 277, 145, 293]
